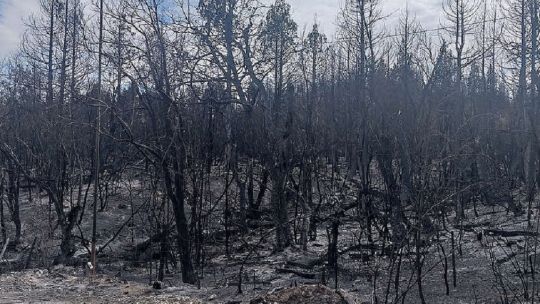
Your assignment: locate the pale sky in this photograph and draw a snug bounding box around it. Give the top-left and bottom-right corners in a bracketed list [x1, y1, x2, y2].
[0, 0, 445, 58]
[289, 0, 444, 38]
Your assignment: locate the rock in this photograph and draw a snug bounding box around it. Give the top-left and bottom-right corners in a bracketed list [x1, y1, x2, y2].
[152, 281, 162, 290]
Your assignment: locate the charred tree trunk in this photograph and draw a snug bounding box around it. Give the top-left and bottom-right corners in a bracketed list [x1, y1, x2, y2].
[162, 159, 196, 284]
[6, 165, 21, 246]
[271, 165, 291, 251]
[250, 168, 269, 219]
[0, 174, 6, 245]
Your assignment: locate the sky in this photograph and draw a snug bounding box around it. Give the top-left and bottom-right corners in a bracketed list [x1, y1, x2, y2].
[0, 0, 445, 58]
[0, 0, 42, 58]
[289, 0, 444, 38]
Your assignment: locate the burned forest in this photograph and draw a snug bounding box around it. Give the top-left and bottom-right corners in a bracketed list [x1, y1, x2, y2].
[1, 0, 540, 303]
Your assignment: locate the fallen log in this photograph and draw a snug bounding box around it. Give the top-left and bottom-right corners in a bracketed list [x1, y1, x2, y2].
[276, 268, 317, 279]
[349, 252, 371, 262]
[497, 252, 519, 265]
[122, 227, 175, 262]
[339, 243, 392, 256]
[454, 221, 492, 232]
[485, 229, 537, 238]
[286, 257, 321, 270]
[247, 220, 274, 229]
